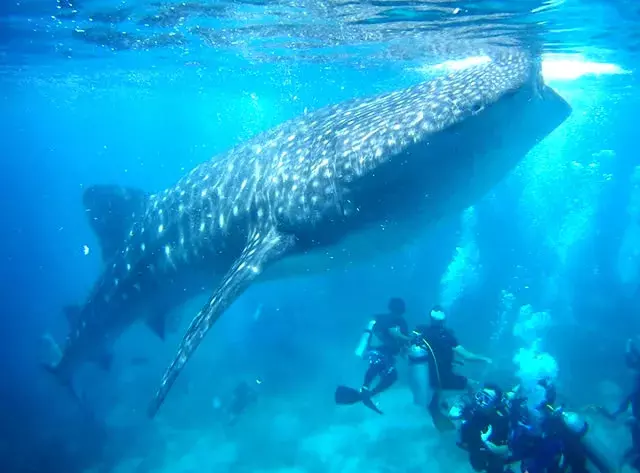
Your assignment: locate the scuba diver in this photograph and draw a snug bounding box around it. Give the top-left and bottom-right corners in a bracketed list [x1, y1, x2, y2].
[408, 305, 492, 430]
[478, 381, 613, 473]
[596, 338, 640, 472]
[335, 297, 412, 414]
[449, 383, 512, 473]
[213, 379, 261, 426]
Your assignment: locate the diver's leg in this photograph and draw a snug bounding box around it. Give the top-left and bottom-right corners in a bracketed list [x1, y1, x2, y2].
[362, 352, 385, 390]
[370, 365, 398, 396]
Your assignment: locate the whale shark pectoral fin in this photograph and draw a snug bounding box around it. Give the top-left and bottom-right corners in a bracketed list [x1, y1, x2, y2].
[147, 228, 295, 418]
[146, 310, 169, 341]
[82, 185, 150, 261]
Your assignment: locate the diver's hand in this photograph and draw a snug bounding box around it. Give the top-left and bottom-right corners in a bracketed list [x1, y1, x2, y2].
[483, 357, 493, 365]
[410, 331, 423, 346]
[481, 425, 493, 443]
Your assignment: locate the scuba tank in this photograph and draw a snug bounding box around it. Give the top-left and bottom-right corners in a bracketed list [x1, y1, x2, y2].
[559, 409, 614, 473]
[408, 330, 431, 362]
[542, 406, 614, 473]
[354, 319, 376, 357]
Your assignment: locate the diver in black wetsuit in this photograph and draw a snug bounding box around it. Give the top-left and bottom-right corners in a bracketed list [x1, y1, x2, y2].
[409, 305, 492, 429]
[335, 297, 412, 414]
[471, 382, 612, 473]
[598, 338, 640, 472]
[450, 384, 512, 473]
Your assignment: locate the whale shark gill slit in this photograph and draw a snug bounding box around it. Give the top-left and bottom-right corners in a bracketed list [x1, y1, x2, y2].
[147, 228, 295, 417]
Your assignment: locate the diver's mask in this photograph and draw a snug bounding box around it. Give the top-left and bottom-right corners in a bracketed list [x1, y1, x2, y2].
[474, 388, 497, 409]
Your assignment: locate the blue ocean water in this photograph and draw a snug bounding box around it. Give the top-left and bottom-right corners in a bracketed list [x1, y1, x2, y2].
[1, 0, 639, 472]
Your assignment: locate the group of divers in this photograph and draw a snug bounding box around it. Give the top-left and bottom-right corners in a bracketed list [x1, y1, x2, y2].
[329, 298, 640, 473]
[217, 297, 640, 473]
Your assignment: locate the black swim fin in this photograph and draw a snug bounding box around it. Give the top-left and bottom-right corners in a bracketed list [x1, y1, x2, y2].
[362, 394, 384, 415]
[335, 385, 362, 405]
[334, 386, 383, 414]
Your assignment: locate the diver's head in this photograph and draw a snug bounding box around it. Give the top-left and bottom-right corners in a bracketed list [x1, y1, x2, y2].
[388, 297, 406, 316]
[430, 305, 446, 326]
[474, 383, 502, 410]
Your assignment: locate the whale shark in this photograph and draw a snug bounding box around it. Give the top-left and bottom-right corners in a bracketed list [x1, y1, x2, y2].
[44, 48, 571, 417]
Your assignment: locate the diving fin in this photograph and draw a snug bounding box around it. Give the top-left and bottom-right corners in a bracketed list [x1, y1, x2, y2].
[334, 386, 383, 414]
[147, 229, 294, 418]
[362, 394, 384, 415]
[335, 385, 362, 405]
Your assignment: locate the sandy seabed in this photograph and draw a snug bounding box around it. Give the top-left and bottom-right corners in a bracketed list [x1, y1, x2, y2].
[98, 386, 631, 473]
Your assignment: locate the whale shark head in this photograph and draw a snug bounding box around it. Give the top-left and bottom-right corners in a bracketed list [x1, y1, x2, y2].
[391, 52, 570, 223]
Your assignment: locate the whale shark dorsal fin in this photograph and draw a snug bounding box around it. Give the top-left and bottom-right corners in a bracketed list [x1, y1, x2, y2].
[82, 185, 150, 262]
[147, 228, 295, 417]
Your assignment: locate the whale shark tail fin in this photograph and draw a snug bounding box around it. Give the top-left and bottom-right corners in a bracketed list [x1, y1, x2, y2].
[82, 185, 150, 262]
[147, 228, 296, 418]
[40, 333, 85, 407]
